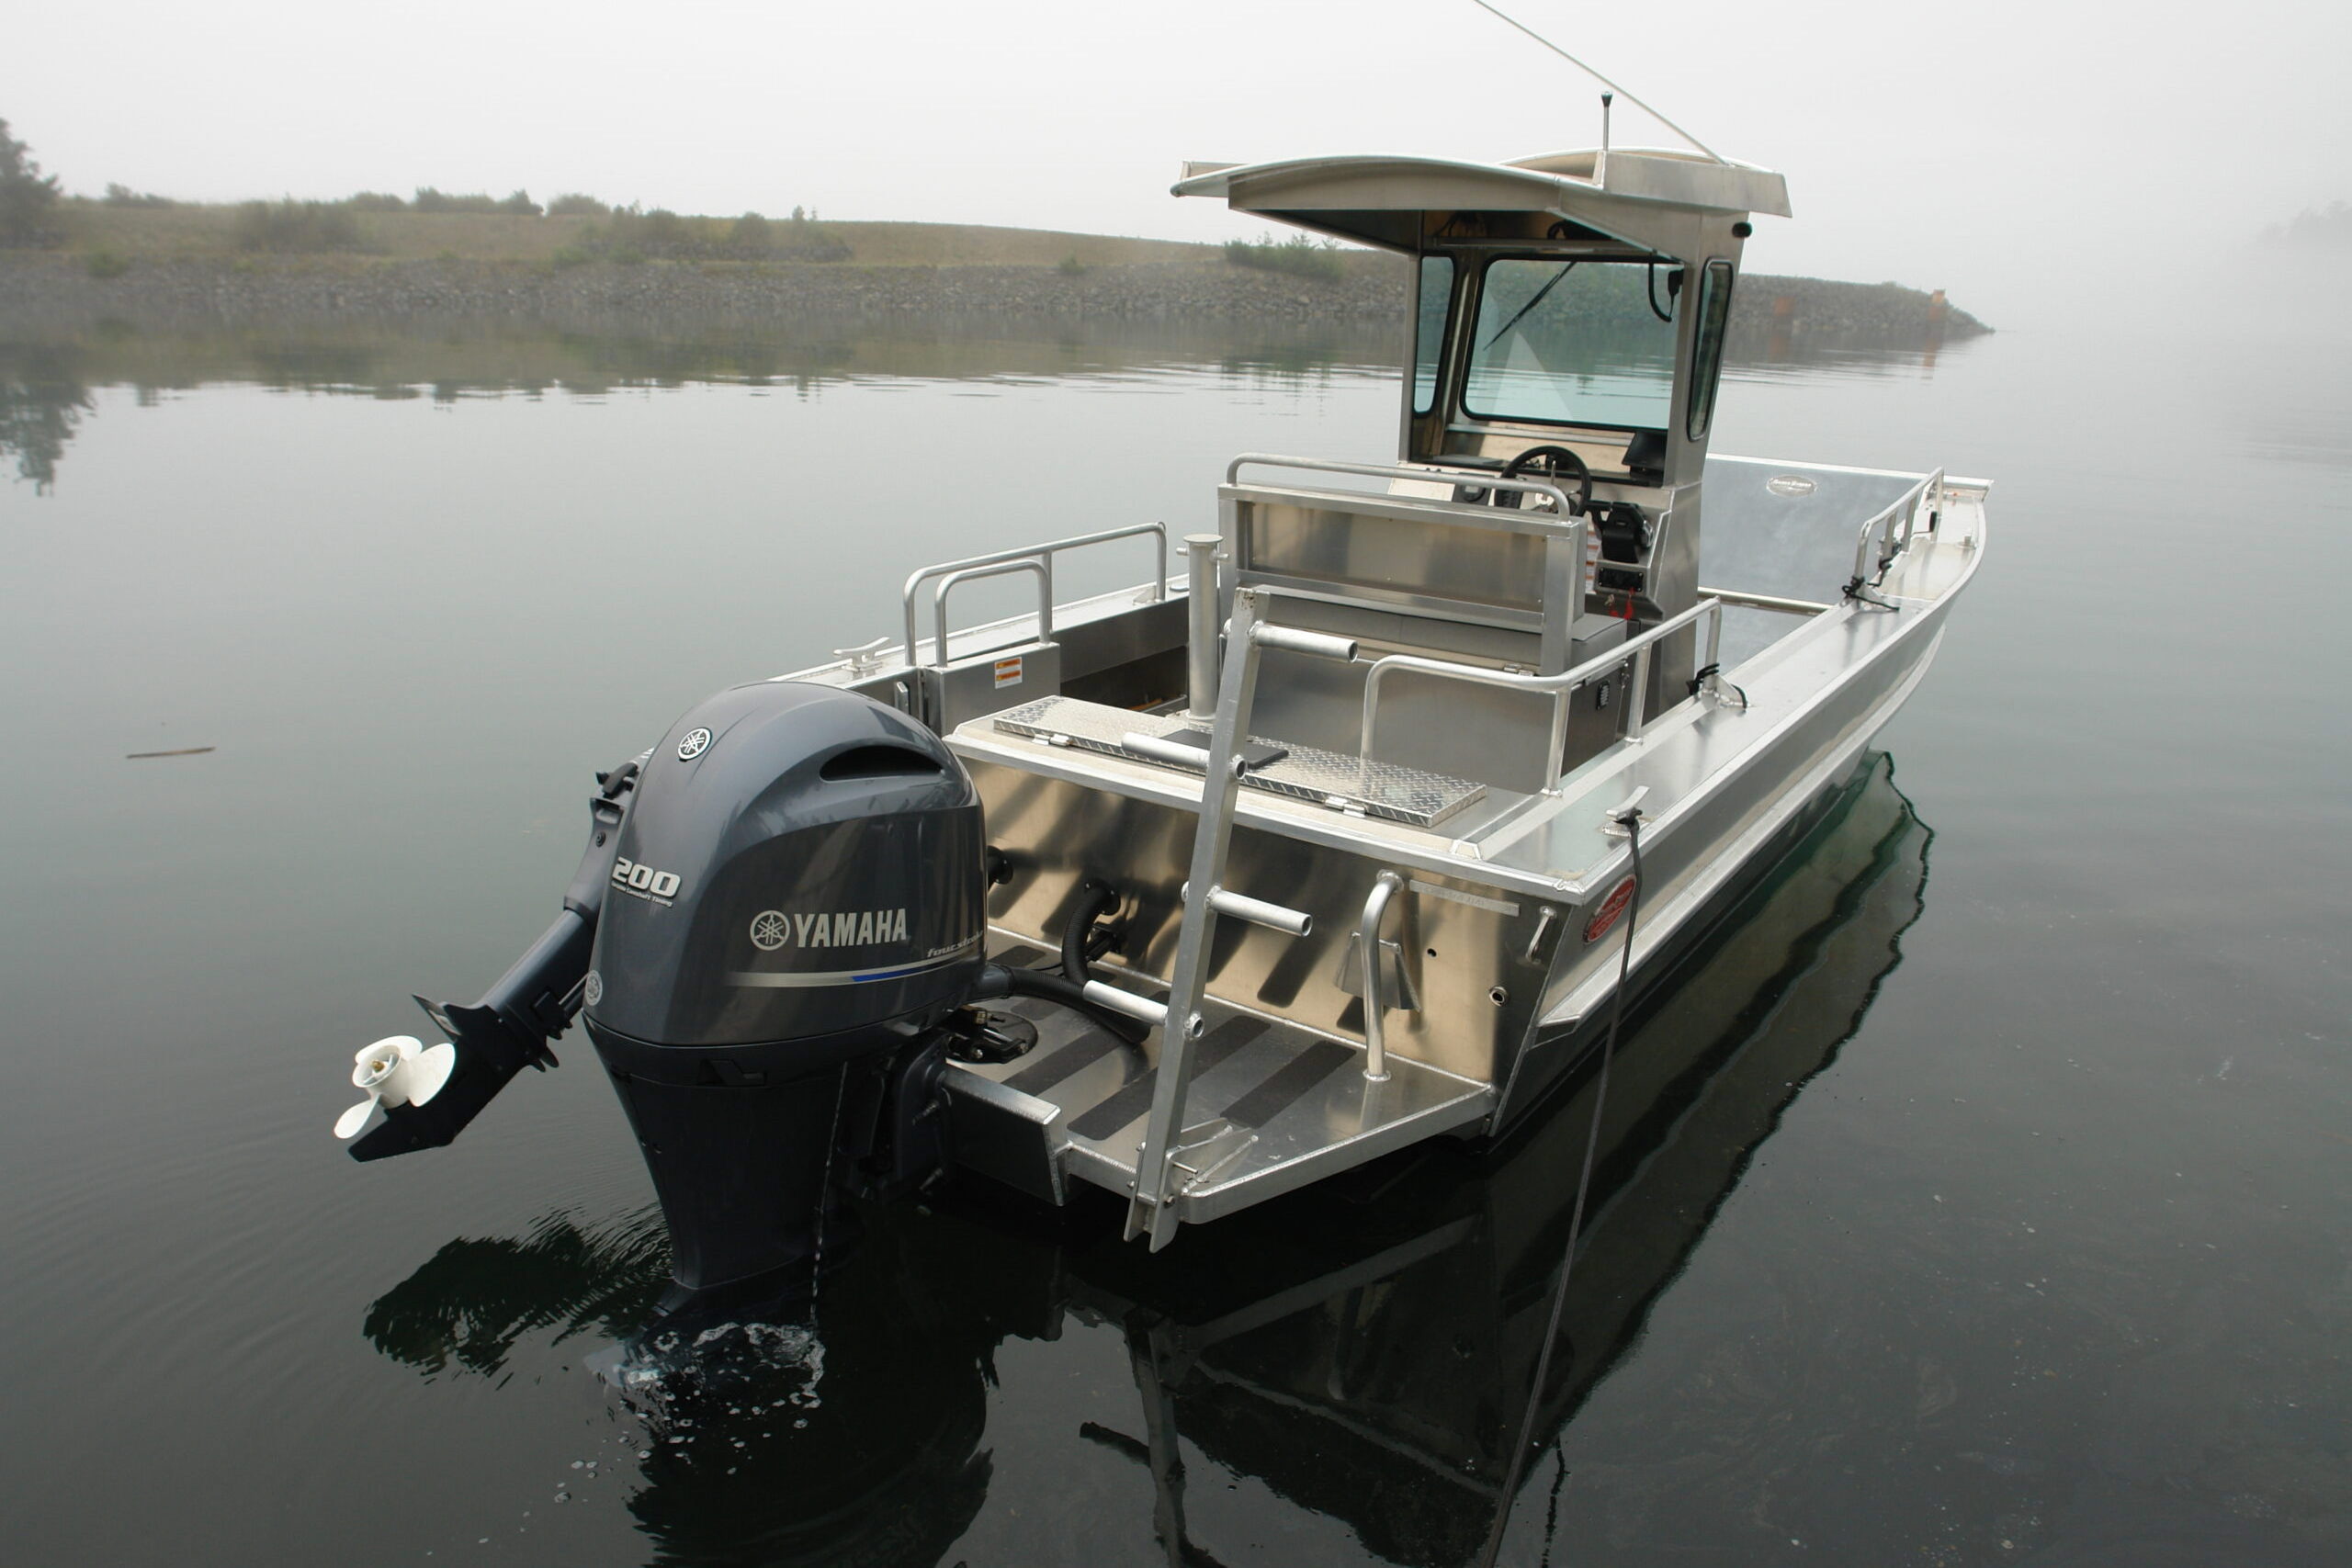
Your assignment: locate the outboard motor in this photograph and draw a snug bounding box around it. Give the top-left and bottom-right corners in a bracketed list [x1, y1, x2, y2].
[335, 680, 1135, 1309]
[581, 681, 985, 1301]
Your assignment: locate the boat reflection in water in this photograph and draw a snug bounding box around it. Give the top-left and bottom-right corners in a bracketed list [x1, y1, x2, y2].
[364, 750, 1930, 1566]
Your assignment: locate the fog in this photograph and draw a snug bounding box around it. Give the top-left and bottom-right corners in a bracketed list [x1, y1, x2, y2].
[7, 0, 2346, 329]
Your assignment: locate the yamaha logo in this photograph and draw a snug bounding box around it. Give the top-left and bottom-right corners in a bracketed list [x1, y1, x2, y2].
[678, 727, 712, 761]
[745, 908, 910, 951]
[582, 970, 603, 1006]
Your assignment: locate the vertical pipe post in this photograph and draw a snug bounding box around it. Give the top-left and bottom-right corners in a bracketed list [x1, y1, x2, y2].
[1184, 533, 1222, 723]
[1624, 644, 1653, 742]
[1359, 871, 1406, 1082]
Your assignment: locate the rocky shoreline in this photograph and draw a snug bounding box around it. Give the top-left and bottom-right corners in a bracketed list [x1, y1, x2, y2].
[0, 253, 1987, 341]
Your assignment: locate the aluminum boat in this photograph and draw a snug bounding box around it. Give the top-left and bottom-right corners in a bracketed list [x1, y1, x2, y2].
[330, 145, 1986, 1305]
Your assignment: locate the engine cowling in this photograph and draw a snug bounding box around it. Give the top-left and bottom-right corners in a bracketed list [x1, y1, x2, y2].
[582, 681, 988, 1300]
[585, 680, 984, 1048]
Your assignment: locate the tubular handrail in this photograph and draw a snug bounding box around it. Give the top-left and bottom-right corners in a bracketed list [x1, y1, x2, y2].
[1223, 452, 1577, 523]
[1696, 585, 1835, 616]
[900, 521, 1167, 667]
[1360, 597, 1728, 781]
[1359, 872, 1405, 1083]
[931, 561, 1049, 666]
[1849, 468, 1945, 588]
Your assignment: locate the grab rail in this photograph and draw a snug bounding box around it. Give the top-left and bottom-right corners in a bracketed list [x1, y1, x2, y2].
[1849, 469, 1945, 589]
[901, 522, 1168, 667]
[1358, 873, 1405, 1083]
[931, 561, 1049, 665]
[1360, 597, 1728, 789]
[1224, 452, 1577, 521]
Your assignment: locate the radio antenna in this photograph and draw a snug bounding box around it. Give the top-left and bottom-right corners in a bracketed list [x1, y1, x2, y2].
[1465, 0, 1728, 164]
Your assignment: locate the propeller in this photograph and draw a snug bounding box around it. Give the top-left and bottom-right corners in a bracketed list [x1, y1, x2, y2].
[334, 1034, 458, 1140]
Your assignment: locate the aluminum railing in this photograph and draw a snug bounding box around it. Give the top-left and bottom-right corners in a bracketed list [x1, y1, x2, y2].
[900, 521, 1169, 669]
[1224, 452, 1580, 519]
[1850, 469, 1945, 589]
[1359, 597, 1731, 791]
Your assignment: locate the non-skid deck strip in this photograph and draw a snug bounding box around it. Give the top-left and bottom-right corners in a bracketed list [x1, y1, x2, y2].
[1002, 1032, 1127, 1099]
[1066, 1015, 1272, 1140]
[1223, 1039, 1355, 1130]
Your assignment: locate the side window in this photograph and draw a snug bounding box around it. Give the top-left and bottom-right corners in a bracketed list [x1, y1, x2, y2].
[1413, 255, 1453, 416]
[1686, 259, 1735, 440]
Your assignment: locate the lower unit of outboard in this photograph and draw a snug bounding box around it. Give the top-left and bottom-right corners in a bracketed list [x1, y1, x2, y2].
[580, 682, 989, 1303]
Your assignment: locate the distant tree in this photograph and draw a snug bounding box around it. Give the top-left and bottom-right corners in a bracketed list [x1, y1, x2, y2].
[102, 182, 173, 209]
[0, 118, 63, 246]
[498, 189, 541, 217]
[546, 192, 608, 218]
[2264, 200, 2352, 250]
[728, 210, 772, 257]
[346, 191, 407, 211]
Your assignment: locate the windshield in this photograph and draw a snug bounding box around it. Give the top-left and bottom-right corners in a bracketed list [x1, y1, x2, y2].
[1463, 257, 1679, 430]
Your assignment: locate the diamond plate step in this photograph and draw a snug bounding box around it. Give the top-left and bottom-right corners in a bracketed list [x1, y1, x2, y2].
[990, 694, 1487, 829]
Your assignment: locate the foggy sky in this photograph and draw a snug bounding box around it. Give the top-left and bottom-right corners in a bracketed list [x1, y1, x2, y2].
[7, 0, 2346, 328]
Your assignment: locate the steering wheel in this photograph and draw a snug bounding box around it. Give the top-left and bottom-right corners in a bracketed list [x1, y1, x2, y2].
[1500, 445, 1592, 516]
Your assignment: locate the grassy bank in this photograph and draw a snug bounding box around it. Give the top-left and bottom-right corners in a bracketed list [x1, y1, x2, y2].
[6, 201, 1987, 343]
[51, 200, 1235, 270]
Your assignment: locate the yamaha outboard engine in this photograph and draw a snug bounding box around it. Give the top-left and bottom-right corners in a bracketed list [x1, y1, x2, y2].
[581, 681, 985, 1301]
[334, 680, 1140, 1309]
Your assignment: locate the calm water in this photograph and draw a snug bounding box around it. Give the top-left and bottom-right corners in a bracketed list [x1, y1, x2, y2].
[2, 312, 2346, 1567]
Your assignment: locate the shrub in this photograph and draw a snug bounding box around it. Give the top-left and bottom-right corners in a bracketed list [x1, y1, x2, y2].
[546, 192, 608, 218]
[550, 243, 594, 269]
[232, 198, 363, 254]
[412, 187, 502, 215]
[102, 183, 173, 209]
[1224, 232, 1344, 283]
[0, 118, 62, 246]
[1057, 254, 1087, 276]
[346, 191, 406, 211]
[499, 189, 541, 217]
[568, 205, 851, 265]
[728, 210, 772, 258]
[84, 249, 130, 278]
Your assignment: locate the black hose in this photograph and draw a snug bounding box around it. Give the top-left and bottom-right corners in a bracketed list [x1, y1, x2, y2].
[973, 963, 1148, 1045]
[1061, 879, 1123, 985]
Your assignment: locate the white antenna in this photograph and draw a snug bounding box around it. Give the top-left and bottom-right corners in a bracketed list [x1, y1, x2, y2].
[1465, 0, 1728, 165]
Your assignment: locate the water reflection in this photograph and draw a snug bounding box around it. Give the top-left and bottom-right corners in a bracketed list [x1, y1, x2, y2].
[2, 314, 1978, 490]
[0, 342, 92, 492]
[365, 751, 1929, 1565]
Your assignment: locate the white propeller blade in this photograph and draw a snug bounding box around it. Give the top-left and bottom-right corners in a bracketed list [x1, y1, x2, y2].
[333, 1033, 458, 1139]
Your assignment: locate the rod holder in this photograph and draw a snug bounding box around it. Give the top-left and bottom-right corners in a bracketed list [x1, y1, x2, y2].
[1184, 533, 1221, 722]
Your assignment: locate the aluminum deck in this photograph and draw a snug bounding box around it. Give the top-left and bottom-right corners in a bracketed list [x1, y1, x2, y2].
[943, 945, 1494, 1224]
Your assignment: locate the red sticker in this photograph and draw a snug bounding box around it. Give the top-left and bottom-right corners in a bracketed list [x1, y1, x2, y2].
[1581, 876, 1637, 943]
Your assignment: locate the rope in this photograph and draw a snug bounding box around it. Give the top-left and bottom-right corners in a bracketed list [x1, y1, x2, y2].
[1842, 576, 1898, 611]
[1476, 807, 1645, 1568]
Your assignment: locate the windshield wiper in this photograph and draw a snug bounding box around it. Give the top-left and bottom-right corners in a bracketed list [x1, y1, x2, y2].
[1484, 261, 1578, 349]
